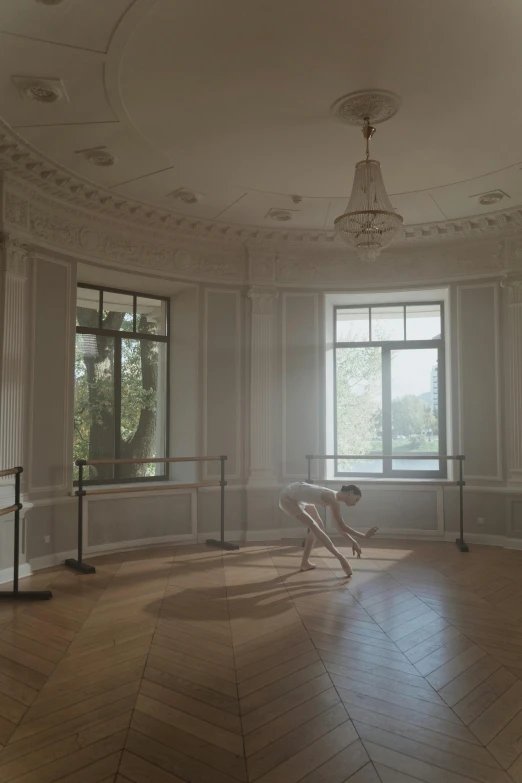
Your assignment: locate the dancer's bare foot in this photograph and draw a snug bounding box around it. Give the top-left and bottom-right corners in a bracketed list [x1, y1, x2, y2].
[365, 526, 379, 538]
[300, 561, 317, 572]
[340, 558, 353, 578]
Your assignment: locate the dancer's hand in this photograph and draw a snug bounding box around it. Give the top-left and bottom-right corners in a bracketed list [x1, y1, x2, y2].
[365, 526, 379, 539]
[352, 541, 362, 558]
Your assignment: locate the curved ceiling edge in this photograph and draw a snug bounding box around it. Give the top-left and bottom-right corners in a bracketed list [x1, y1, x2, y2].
[2, 116, 522, 251]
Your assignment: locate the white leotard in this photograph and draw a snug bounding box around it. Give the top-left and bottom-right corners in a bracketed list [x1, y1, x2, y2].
[281, 482, 336, 507]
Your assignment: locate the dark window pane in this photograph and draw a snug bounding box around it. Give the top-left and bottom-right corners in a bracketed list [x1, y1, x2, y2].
[391, 348, 440, 471]
[336, 346, 383, 474]
[406, 304, 442, 341]
[74, 333, 115, 481]
[136, 296, 167, 336]
[102, 291, 134, 332]
[371, 305, 405, 341]
[117, 339, 167, 480]
[336, 307, 370, 342]
[76, 286, 99, 329]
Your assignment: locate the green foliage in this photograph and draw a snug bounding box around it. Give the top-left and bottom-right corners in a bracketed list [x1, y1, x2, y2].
[74, 309, 162, 480]
[391, 394, 428, 439]
[336, 345, 382, 464]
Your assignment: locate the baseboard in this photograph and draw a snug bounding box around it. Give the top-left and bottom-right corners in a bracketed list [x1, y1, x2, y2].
[10, 528, 522, 586]
[443, 531, 522, 549]
[0, 564, 32, 586]
[85, 534, 196, 555]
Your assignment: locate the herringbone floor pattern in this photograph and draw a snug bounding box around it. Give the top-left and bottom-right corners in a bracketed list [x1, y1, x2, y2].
[1, 538, 522, 782]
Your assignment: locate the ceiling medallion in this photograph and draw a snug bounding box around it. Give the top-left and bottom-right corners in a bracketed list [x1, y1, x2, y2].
[75, 147, 116, 167]
[332, 89, 401, 126]
[333, 92, 403, 262]
[12, 76, 66, 104]
[474, 190, 509, 206]
[170, 188, 201, 204]
[268, 209, 293, 222]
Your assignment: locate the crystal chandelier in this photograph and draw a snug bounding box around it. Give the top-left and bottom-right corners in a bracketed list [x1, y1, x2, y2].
[334, 117, 403, 262]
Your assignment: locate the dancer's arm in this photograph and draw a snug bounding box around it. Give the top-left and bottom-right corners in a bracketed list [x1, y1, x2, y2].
[343, 524, 379, 540]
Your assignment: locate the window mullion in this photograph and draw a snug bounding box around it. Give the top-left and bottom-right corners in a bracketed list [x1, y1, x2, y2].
[382, 348, 392, 477]
[114, 337, 122, 480]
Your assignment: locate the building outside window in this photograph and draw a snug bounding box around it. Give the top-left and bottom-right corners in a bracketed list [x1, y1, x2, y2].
[334, 301, 446, 479]
[74, 284, 169, 484]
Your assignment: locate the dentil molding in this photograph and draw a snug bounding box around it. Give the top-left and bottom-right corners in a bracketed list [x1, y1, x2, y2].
[3, 177, 522, 287]
[2, 117, 522, 249]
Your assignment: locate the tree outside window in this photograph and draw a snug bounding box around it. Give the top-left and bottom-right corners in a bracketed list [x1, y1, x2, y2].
[74, 285, 169, 483]
[334, 303, 446, 478]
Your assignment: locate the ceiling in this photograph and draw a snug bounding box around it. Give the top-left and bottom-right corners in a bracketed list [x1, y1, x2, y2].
[1, 0, 522, 232]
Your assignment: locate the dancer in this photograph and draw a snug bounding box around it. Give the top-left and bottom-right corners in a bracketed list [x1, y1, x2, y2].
[279, 482, 378, 576]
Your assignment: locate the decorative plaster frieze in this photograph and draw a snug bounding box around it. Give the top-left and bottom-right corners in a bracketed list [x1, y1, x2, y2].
[247, 247, 276, 282]
[4, 177, 522, 288]
[3, 118, 522, 248]
[3, 182, 247, 283]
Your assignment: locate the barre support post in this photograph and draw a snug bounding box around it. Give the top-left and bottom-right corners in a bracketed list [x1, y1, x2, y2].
[206, 456, 239, 551]
[456, 456, 468, 552]
[65, 460, 96, 574]
[0, 468, 52, 600]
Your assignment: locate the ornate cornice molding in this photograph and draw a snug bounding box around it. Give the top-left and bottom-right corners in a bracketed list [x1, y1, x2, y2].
[3, 182, 247, 283]
[3, 178, 522, 288]
[2, 117, 522, 248]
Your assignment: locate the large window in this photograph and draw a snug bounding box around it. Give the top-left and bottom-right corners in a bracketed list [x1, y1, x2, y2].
[74, 285, 169, 484]
[334, 302, 446, 478]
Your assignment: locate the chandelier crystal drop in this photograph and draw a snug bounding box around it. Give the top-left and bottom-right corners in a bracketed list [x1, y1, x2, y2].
[334, 117, 403, 262]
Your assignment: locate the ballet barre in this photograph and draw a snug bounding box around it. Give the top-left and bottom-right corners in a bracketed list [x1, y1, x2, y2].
[305, 453, 468, 553]
[0, 466, 52, 600]
[66, 454, 238, 575]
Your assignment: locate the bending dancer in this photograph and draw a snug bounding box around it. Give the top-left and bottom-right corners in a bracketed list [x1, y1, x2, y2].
[279, 482, 378, 576]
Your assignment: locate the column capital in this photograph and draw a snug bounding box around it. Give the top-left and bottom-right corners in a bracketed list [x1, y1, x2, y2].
[247, 286, 279, 315]
[501, 273, 522, 305]
[0, 232, 33, 279]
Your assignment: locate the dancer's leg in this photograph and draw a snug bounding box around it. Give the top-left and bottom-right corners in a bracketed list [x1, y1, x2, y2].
[295, 510, 352, 577]
[301, 505, 324, 571]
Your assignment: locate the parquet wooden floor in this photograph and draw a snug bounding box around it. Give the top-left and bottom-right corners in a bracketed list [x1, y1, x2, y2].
[1, 538, 522, 782]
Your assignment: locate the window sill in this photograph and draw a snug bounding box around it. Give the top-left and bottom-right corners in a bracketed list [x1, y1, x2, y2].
[69, 480, 194, 495]
[324, 477, 455, 486]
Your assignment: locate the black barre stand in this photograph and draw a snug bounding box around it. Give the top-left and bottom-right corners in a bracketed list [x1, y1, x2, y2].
[455, 456, 468, 552]
[302, 453, 469, 553]
[206, 456, 239, 551]
[0, 468, 52, 600]
[65, 460, 96, 574]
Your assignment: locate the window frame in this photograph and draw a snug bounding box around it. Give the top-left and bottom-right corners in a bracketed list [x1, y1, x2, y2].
[333, 301, 447, 480]
[75, 283, 170, 486]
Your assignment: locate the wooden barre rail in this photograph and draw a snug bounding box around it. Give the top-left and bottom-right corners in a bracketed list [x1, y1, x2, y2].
[76, 455, 225, 466]
[0, 504, 21, 518]
[82, 481, 221, 496]
[0, 467, 22, 478]
[306, 454, 465, 461]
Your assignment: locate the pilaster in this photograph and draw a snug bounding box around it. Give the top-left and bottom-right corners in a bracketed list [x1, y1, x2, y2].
[502, 274, 522, 483]
[247, 286, 279, 486]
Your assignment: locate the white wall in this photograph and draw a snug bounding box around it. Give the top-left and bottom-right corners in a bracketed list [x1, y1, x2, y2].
[2, 250, 521, 579]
